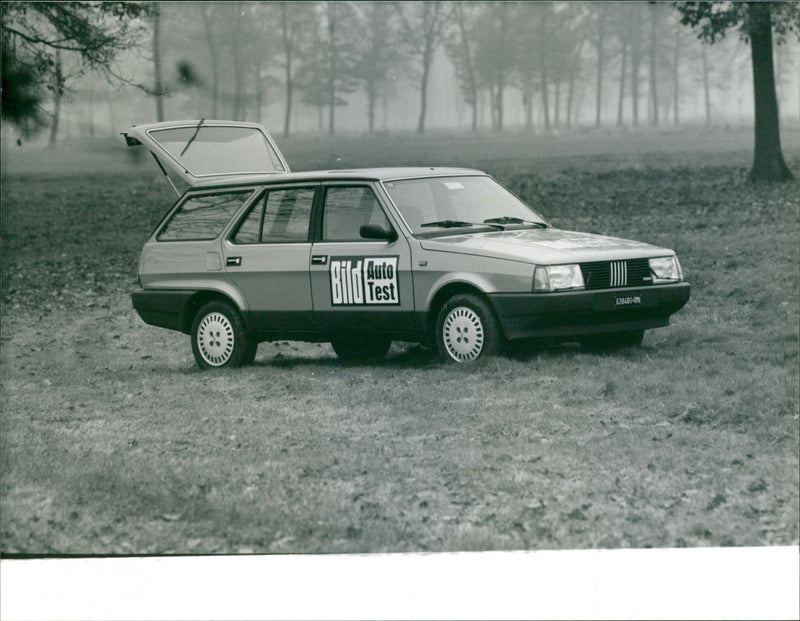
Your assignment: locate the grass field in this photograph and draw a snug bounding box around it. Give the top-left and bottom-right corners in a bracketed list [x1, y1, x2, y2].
[1, 128, 798, 554]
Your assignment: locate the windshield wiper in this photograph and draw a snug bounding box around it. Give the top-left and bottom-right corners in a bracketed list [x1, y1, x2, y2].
[421, 220, 476, 228]
[180, 117, 205, 157]
[421, 220, 504, 230]
[483, 216, 547, 228]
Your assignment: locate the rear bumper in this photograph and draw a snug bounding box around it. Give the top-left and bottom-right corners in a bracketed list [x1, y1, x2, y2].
[489, 282, 690, 340]
[131, 289, 197, 333]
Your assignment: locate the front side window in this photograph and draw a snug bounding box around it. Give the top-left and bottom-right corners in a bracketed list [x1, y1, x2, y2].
[233, 187, 314, 244]
[158, 191, 252, 241]
[322, 186, 391, 241]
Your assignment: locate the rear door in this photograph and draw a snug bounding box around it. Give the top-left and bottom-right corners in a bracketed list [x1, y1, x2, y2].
[123, 120, 289, 194]
[222, 185, 317, 337]
[309, 183, 415, 336]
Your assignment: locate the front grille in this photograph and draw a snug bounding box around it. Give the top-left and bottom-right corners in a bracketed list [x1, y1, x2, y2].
[581, 258, 652, 290]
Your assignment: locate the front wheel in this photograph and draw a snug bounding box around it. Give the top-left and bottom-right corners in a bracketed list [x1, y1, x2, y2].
[191, 301, 255, 369]
[435, 293, 502, 362]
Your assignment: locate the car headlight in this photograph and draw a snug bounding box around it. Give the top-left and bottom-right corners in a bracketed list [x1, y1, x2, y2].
[533, 264, 585, 292]
[649, 256, 682, 283]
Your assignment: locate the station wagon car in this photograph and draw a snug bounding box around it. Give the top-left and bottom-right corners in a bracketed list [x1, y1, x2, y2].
[125, 120, 690, 368]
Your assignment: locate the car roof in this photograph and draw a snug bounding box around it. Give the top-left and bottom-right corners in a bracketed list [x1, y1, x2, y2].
[187, 167, 487, 190]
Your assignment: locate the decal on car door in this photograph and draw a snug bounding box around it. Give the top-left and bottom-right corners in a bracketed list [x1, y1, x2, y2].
[330, 256, 399, 306]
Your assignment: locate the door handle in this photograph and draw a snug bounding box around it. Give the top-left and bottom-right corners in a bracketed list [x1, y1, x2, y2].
[226, 256, 242, 267]
[311, 255, 328, 265]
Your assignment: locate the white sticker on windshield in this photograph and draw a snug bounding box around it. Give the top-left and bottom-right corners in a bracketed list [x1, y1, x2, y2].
[444, 182, 465, 190]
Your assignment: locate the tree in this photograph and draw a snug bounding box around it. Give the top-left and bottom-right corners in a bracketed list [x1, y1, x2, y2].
[296, 2, 359, 136]
[354, 2, 404, 133]
[1, 2, 150, 137]
[673, 1, 798, 182]
[648, 3, 663, 126]
[561, 4, 589, 129]
[587, 4, 610, 127]
[445, 2, 481, 132]
[276, 1, 316, 137]
[472, 3, 516, 131]
[515, 3, 558, 130]
[395, 1, 451, 134]
[200, 3, 220, 117]
[152, 3, 164, 121]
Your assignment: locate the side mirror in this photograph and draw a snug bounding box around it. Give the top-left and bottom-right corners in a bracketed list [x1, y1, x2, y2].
[360, 224, 397, 242]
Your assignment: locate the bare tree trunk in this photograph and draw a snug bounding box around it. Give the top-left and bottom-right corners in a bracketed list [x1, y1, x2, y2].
[648, 5, 659, 126]
[566, 37, 585, 130]
[701, 45, 711, 126]
[538, 12, 550, 130]
[454, 2, 478, 132]
[48, 50, 63, 148]
[574, 76, 588, 127]
[523, 90, 533, 130]
[254, 56, 263, 123]
[281, 4, 294, 138]
[496, 78, 505, 132]
[630, 25, 642, 127]
[747, 2, 793, 181]
[417, 41, 432, 134]
[106, 90, 117, 136]
[554, 81, 561, 128]
[232, 2, 245, 121]
[153, 4, 164, 122]
[595, 10, 605, 127]
[617, 39, 628, 127]
[672, 22, 680, 125]
[87, 88, 95, 137]
[202, 5, 219, 118]
[488, 83, 497, 130]
[367, 83, 376, 133]
[567, 78, 574, 130]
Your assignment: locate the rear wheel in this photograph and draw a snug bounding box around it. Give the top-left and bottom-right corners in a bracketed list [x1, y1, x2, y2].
[191, 301, 255, 369]
[331, 336, 391, 362]
[435, 293, 502, 362]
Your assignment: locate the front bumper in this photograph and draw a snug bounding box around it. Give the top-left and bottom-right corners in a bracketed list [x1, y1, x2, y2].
[489, 282, 690, 340]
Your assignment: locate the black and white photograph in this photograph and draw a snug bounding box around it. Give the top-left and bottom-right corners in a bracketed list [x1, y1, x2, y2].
[1, 1, 798, 618]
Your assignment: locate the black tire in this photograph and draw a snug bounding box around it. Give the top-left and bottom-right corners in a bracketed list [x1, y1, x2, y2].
[581, 329, 644, 352]
[190, 301, 255, 369]
[435, 293, 502, 362]
[331, 336, 391, 362]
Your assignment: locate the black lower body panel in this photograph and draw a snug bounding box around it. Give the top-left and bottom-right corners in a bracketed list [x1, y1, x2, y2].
[488, 283, 690, 341]
[131, 289, 197, 333]
[246, 309, 421, 342]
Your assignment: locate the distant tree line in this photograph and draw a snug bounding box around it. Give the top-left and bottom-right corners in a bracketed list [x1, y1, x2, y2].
[2, 1, 798, 181]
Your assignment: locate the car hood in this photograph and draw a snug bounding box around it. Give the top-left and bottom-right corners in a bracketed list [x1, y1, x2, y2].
[419, 228, 673, 264]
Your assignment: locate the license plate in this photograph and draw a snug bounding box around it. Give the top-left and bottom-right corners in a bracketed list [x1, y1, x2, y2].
[615, 295, 643, 307]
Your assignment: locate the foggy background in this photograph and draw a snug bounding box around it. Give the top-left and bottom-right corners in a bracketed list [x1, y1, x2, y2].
[5, 1, 799, 147]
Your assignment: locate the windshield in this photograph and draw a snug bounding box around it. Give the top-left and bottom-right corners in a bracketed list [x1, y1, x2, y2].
[382, 175, 547, 236]
[146, 125, 287, 177]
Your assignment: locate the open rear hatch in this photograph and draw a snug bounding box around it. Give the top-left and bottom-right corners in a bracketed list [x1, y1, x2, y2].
[122, 119, 290, 195]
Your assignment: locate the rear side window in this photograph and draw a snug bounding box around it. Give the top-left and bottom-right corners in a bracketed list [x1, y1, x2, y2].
[233, 187, 315, 244]
[158, 191, 252, 241]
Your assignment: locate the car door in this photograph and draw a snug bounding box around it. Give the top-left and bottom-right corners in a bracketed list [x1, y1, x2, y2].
[309, 183, 415, 336]
[222, 185, 317, 337]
